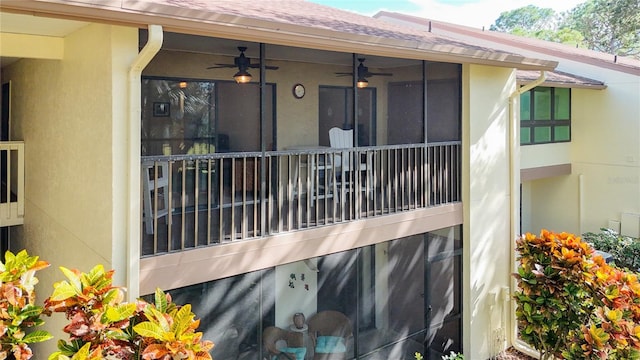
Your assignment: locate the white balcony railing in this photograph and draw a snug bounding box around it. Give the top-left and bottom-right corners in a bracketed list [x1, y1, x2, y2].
[141, 142, 461, 256]
[0, 141, 25, 227]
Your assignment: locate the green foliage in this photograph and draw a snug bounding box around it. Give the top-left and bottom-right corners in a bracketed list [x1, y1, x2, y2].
[0, 251, 214, 360]
[514, 230, 594, 359]
[532, 28, 585, 48]
[45, 266, 214, 360]
[562, 0, 640, 57]
[583, 228, 640, 271]
[514, 230, 640, 359]
[0, 250, 53, 359]
[490, 5, 557, 34]
[441, 351, 464, 359]
[490, 1, 640, 58]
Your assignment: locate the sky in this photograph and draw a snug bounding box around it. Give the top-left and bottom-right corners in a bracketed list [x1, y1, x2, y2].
[308, 0, 585, 29]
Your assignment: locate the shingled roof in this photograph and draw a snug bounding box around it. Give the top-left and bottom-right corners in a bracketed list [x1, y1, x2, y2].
[374, 10, 640, 76]
[518, 70, 606, 89]
[0, 0, 558, 70]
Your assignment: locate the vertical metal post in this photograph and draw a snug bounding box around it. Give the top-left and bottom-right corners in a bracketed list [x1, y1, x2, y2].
[260, 43, 267, 237]
[352, 53, 361, 219]
[423, 61, 430, 207]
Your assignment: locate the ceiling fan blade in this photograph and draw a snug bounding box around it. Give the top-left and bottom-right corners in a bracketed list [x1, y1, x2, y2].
[335, 72, 354, 76]
[368, 72, 394, 76]
[206, 64, 236, 69]
[247, 64, 279, 70]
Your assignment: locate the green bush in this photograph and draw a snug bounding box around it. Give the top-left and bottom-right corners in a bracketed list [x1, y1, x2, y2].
[1, 249, 214, 360]
[0, 250, 52, 359]
[514, 230, 640, 359]
[583, 228, 640, 271]
[514, 230, 593, 359]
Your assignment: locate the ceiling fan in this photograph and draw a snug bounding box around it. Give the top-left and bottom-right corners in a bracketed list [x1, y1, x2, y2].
[335, 58, 393, 88]
[207, 46, 279, 83]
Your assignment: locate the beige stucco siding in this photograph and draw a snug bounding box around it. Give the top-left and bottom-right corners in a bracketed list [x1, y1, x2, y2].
[2, 22, 138, 355]
[463, 64, 514, 359]
[570, 80, 640, 233]
[0, 32, 64, 60]
[522, 70, 640, 235]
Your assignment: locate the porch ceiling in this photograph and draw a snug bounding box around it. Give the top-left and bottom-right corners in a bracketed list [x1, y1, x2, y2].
[147, 31, 420, 69]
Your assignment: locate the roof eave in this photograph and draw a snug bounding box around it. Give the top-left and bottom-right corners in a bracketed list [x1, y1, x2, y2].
[0, 0, 557, 71]
[517, 80, 607, 90]
[376, 11, 639, 75]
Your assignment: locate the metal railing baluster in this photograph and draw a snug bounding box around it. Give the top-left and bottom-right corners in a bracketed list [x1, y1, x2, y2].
[140, 142, 461, 256]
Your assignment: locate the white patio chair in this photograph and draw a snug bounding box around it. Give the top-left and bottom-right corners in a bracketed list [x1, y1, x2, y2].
[328, 127, 371, 194]
[142, 160, 170, 234]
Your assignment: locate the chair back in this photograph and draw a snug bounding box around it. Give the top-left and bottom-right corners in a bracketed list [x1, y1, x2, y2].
[329, 127, 354, 170]
[328, 127, 353, 149]
[263, 326, 304, 359]
[307, 310, 353, 339]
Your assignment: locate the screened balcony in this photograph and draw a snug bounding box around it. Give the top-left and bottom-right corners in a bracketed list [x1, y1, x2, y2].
[140, 33, 462, 257]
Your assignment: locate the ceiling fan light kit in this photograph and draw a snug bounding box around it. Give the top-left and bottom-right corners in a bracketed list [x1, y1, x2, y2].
[335, 57, 393, 87]
[233, 69, 252, 83]
[207, 46, 279, 84]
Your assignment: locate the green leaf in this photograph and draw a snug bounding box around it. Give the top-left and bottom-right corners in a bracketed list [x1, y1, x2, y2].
[628, 348, 640, 360]
[144, 306, 171, 331]
[134, 321, 166, 341]
[104, 329, 130, 341]
[70, 342, 91, 360]
[104, 303, 136, 323]
[57, 339, 85, 355]
[172, 304, 195, 334]
[154, 288, 168, 312]
[59, 267, 82, 293]
[524, 302, 532, 315]
[84, 264, 106, 286]
[102, 288, 120, 305]
[19, 304, 44, 318]
[48, 351, 70, 360]
[22, 330, 53, 343]
[49, 281, 79, 301]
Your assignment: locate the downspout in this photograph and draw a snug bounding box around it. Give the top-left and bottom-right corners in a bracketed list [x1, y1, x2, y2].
[127, 25, 163, 302]
[507, 70, 546, 358]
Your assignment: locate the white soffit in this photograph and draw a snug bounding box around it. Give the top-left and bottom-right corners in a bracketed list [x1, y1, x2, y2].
[0, 12, 87, 37]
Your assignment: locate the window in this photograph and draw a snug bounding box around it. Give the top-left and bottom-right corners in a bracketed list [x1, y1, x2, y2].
[318, 86, 376, 146]
[520, 86, 571, 145]
[141, 77, 276, 156]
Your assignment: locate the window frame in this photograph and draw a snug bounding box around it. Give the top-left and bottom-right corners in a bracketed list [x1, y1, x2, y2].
[520, 86, 571, 145]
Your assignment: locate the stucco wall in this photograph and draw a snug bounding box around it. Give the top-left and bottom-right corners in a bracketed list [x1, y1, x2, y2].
[522, 72, 640, 236]
[2, 23, 137, 355]
[570, 81, 640, 234]
[463, 64, 514, 358]
[522, 175, 581, 235]
[390, 15, 640, 237]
